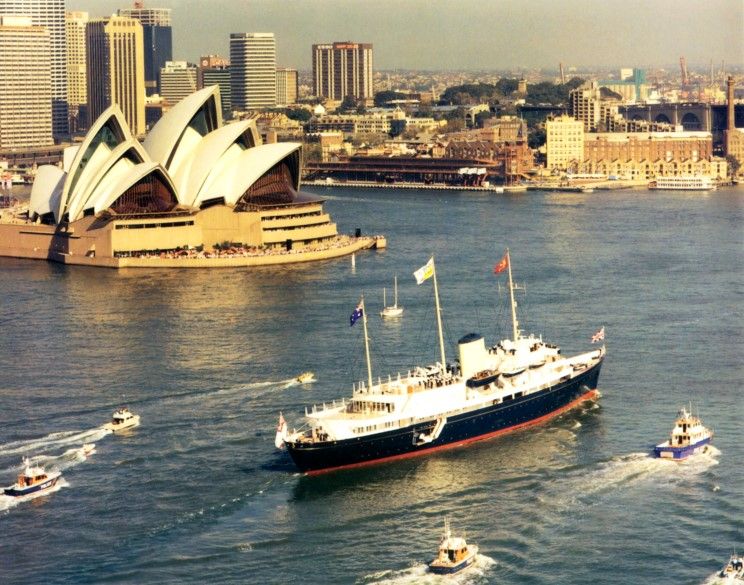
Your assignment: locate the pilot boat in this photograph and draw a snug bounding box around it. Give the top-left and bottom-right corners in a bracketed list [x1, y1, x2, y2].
[718, 553, 744, 583]
[4, 459, 61, 497]
[653, 406, 712, 460]
[380, 275, 403, 318]
[103, 407, 140, 432]
[278, 251, 605, 474]
[428, 518, 478, 575]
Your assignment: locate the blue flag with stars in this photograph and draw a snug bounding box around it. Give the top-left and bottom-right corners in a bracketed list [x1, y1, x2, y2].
[349, 302, 363, 327]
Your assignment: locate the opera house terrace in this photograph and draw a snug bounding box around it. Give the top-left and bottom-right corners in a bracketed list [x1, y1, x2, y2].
[0, 86, 384, 268]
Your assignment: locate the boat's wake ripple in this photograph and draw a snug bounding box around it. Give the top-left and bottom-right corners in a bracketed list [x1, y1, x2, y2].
[357, 555, 496, 584]
[698, 570, 742, 585]
[0, 477, 70, 513]
[543, 447, 720, 510]
[0, 444, 96, 477]
[0, 427, 112, 458]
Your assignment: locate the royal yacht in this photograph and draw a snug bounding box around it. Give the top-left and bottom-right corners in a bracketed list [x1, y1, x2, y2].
[277, 251, 605, 474]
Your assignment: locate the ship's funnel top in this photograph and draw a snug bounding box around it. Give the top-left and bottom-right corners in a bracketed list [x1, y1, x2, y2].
[458, 333, 488, 380]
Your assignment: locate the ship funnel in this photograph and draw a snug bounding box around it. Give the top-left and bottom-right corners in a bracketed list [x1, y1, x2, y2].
[458, 333, 488, 379]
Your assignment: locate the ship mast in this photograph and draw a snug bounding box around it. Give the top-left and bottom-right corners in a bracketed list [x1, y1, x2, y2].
[506, 248, 520, 340]
[361, 296, 373, 390]
[432, 258, 446, 367]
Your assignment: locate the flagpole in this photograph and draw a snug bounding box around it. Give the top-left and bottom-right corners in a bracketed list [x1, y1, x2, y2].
[361, 296, 373, 390]
[432, 258, 446, 368]
[506, 248, 519, 340]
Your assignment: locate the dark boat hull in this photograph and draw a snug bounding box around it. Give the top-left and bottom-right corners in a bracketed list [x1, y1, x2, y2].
[286, 360, 603, 474]
[4, 475, 59, 497]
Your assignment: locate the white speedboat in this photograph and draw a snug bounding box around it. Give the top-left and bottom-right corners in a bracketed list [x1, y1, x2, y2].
[380, 274, 403, 318]
[103, 407, 140, 432]
[653, 406, 712, 460]
[295, 372, 315, 384]
[718, 553, 744, 583]
[3, 458, 61, 497]
[428, 518, 478, 575]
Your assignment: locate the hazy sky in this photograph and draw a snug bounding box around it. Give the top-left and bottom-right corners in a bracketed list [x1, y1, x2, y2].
[71, 0, 743, 71]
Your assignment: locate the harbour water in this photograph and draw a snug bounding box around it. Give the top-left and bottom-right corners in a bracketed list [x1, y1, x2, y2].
[1, 186, 742, 584]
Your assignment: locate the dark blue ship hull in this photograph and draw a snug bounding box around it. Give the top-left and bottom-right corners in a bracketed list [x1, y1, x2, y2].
[4, 476, 59, 497]
[429, 555, 476, 574]
[286, 360, 603, 474]
[653, 436, 712, 460]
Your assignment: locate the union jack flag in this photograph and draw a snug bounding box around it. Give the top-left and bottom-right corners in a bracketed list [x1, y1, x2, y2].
[591, 327, 605, 343]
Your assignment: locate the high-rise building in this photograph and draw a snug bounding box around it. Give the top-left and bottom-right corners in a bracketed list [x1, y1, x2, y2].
[0, 15, 52, 148]
[86, 15, 145, 136]
[160, 61, 197, 107]
[312, 41, 373, 101]
[118, 3, 171, 96]
[65, 10, 88, 132]
[200, 54, 229, 69]
[0, 0, 67, 138]
[230, 32, 276, 110]
[201, 66, 231, 119]
[276, 68, 298, 106]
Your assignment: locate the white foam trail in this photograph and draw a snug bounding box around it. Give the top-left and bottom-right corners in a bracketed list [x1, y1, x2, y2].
[0, 477, 69, 513]
[572, 421, 582, 429]
[0, 427, 111, 457]
[360, 555, 496, 584]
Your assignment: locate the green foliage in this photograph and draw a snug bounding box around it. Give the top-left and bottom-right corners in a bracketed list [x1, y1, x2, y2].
[496, 78, 520, 95]
[725, 154, 741, 177]
[374, 90, 408, 107]
[283, 108, 312, 123]
[339, 95, 358, 113]
[528, 127, 546, 149]
[440, 84, 500, 105]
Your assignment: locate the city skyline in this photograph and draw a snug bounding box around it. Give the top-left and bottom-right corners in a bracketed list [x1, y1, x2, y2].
[67, 0, 743, 71]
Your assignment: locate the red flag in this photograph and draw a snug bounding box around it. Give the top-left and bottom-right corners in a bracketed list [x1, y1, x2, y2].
[493, 253, 509, 274]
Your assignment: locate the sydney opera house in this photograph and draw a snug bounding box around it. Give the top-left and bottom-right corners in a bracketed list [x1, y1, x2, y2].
[0, 86, 383, 268]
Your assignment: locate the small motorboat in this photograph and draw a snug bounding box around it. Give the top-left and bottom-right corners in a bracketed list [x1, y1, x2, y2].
[718, 553, 744, 583]
[653, 406, 712, 460]
[428, 518, 478, 575]
[295, 372, 315, 384]
[103, 407, 140, 432]
[81, 443, 96, 457]
[3, 458, 61, 497]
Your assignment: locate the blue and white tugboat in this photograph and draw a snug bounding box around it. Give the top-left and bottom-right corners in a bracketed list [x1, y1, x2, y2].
[3, 458, 61, 497]
[653, 406, 713, 460]
[718, 553, 744, 584]
[278, 251, 605, 474]
[428, 518, 478, 575]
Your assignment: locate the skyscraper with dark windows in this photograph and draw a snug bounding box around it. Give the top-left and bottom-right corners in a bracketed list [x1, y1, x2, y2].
[312, 41, 373, 102]
[118, 3, 172, 96]
[0, 0, 68, 138]
[230, 32, 276, 110]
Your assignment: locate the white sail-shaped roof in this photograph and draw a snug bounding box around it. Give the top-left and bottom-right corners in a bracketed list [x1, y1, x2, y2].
[142, 85, 222, 172]
[66, 140, 150, 222]
[29, 165, 66, 220]
[197, 143, 301, 206]
[58, 106, 133, 222]
[92, 162, 177, 215]
[172, 120, 258, 207]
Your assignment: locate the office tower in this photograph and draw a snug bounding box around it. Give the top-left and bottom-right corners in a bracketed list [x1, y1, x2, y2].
[545, 114, 584, 171]
[119, 3, 172, 96]
[276, 68, 298, 106]
[230, 32, 276, 110]
[200, 54, 229, 69]
[86, 15, 145, 136]
[0, 0, 67, 138]
[312, 41, 373, 101]
[201, 66, 231, 119]
[65, 11, 88, 132]
[160, 61, 197, 107]
[0, 16, 52, 148]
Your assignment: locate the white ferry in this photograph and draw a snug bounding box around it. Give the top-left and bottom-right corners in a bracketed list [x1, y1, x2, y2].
[648, 176, 717, 191]
[278, 251, 605, 474]
[428, 518, 478, 575]
[653, 406, 712, 460]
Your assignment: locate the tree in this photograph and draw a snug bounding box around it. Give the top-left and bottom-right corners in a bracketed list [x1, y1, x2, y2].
[284, 108, 312, 123]
[374, 90, 407, 107]
[340, 95, 358, 113]
[725, 154, 741, 177]
[528, 127, 546, 149]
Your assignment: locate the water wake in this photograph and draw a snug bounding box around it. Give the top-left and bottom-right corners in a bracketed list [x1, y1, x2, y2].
[0, 477, 70, 513]
[0, 427, 111, 458]
[358, 555, 496, 584]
